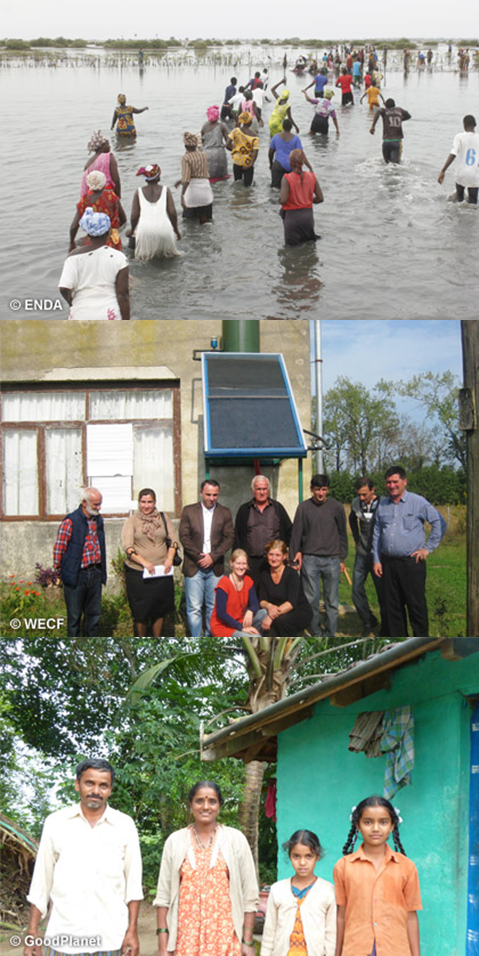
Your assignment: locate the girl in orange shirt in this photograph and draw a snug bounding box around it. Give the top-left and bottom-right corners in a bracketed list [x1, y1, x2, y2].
[333, 796, 422, 956]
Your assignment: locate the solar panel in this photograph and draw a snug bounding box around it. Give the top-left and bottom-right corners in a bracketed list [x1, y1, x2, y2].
[202, 353, 308, 458]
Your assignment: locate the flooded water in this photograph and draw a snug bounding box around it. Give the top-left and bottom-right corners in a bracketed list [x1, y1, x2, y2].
[1, 51, 478, 319]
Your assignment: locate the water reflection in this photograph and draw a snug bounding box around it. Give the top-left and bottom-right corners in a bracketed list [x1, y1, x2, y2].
[273, 244, 323, 317]
[1, 59, 478, 319]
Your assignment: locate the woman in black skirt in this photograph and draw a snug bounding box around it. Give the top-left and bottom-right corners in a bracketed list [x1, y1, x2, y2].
[258, 539, 312, 636]
[121, 488, 178, 637]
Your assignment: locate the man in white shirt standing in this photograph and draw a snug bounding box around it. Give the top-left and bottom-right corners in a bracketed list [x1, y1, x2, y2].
[438, 114, 479, 204]
[179, 479, 234, 637]
[24, 758, 143, 956]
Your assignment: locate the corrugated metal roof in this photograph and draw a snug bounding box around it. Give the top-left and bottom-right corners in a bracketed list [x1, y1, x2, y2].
[201, 638, 478, 763]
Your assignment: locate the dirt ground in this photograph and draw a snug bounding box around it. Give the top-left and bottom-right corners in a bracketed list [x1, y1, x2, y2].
[0, 903, 261, 956]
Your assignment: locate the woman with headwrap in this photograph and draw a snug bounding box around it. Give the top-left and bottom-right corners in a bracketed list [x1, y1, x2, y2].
[279, 149, 324, 246]
[59, 208, 129, 320]
[176, 133, 214, 224]
[303, 88, 340, 136]
[128, 164, 181, 260]
[268, 78, 299, 139]
[200, 106, 230, 182]
[70, 170, 126, 252]
[225, 113, 259, 187]
[111, 93, 149, 138]
[80, 131, 121, 198]
[239, 90, 263, 134]
[121, 488, 177, 638]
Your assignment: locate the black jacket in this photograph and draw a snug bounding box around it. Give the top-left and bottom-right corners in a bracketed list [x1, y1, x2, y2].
[234, 498, 293, 553]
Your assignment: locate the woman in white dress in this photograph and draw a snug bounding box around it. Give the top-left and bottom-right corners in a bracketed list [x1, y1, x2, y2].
[128, 164, 181, 260]
[59, 208, 130, 319]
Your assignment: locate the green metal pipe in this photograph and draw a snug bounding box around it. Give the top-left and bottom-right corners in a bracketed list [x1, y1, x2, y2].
[222, 321, 260, 353]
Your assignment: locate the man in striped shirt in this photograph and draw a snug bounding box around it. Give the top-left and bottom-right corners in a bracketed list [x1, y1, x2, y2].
[53, 487, 106, 636]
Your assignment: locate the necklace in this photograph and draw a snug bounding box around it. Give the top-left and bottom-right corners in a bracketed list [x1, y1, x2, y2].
[192, 824, 217, 849]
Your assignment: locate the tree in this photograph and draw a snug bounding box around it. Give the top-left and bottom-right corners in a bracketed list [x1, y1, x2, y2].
[380, 371, 465, 470]
[323, 377, 399, 473]
[1, 635, 395, 881]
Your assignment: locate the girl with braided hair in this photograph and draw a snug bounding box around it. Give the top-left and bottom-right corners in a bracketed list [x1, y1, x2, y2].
[333, 796, 422, 956]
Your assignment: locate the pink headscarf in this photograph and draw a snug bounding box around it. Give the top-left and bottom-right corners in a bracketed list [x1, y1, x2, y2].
[206, 105, 220, 122]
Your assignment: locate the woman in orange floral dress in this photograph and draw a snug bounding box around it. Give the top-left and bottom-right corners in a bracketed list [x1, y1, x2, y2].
[154, 781, 259, 956]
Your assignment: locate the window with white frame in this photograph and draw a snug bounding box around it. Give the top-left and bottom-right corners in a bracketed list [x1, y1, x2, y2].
[1, 386, 179, 518]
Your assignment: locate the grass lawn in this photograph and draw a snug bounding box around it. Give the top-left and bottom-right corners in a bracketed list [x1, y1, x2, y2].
[338, 519, 466, 638]
[1, 508, 466, 639]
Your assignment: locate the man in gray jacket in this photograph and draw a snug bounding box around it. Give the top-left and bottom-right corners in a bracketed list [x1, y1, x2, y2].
[349, 476, 388, 637]
[290, 474, 348, 638]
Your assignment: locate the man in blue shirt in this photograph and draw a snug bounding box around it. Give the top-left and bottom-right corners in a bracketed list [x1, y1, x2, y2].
[372, 466, 446, 636]
[221, 77, 237, 120]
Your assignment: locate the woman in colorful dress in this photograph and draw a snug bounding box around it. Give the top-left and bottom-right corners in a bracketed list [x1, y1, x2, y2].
[302, 89, 340, 136]
[177, 133, 214, 224]
[69, 170, 126, 251]
[154, 781, 259, 956]
[268, 78, 299, 139]
[128, 164, 181, 260]
[80, 131, 121, 198]
[226, 113, 260, 186]
[111, 93, 149, 138]
[59, 208, 129, 320]
[279, 149, 324, 246]
[201, 105, 230, 181]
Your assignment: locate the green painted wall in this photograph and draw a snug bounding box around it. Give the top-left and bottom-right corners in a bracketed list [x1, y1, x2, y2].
[276, 650, 479, 954]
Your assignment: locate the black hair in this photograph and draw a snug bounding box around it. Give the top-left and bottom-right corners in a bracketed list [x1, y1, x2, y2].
[188, 780, 224, 806]
[75, 758, 115, 784]
[311, 473, 330, 488]
[283, 119, 293, 131]
[342, 795, 406, 856]
[384, 465, 407, 480]
[282, 828, 324, 859]
[231, 76, 237, 84]
[200, 479, 220, 490]
[138, 487, 156, 501]
[385, 98, 396, 108]
[355, 476, 374, 491]
[464, 114, 476, 127]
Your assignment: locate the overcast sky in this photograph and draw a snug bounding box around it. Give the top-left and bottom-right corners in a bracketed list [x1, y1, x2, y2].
[4, 0, 478, 42]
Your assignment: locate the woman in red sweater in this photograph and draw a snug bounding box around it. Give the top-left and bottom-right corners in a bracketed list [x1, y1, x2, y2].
[279, 149, 323, 246]
[210, 549, 267, 637]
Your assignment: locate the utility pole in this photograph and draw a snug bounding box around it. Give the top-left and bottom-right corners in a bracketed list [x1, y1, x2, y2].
[313, 320, 323, 473]
[459, 321, 479, 637]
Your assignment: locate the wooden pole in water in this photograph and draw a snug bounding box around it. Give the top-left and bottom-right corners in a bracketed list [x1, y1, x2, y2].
[459, 321, 479, 637]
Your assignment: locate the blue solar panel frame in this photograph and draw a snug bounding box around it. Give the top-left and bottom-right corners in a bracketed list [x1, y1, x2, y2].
[202, 352, 308, 459]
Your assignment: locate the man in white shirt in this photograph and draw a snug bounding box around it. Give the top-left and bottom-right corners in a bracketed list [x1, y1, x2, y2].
[179, 479, 234, 637]
[438, 114, 479, 204]
[24, 759, 143, 956]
